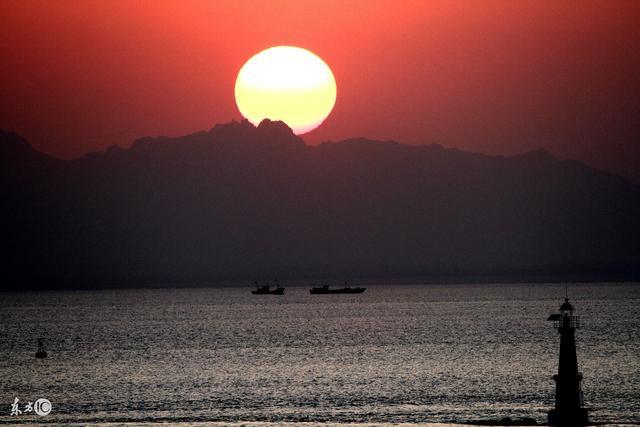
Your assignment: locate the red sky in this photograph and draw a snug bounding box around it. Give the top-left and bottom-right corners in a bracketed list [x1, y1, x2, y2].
[1, 0, 639, 180]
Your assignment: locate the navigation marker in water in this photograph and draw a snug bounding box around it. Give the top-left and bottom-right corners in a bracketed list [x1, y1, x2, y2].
[547, 298, 589, 426]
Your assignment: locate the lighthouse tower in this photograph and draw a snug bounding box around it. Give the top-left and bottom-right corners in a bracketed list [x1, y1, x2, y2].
[547, 298, 589, 426]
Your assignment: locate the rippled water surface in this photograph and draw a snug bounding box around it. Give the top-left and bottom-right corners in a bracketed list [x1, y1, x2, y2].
[0, 283, 638, 425]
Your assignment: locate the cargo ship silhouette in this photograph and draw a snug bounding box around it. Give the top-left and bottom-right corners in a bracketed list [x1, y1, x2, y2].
[310, 283, 366, 294]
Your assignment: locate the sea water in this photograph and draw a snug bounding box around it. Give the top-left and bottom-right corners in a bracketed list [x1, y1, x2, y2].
[0, 283, 638, 425]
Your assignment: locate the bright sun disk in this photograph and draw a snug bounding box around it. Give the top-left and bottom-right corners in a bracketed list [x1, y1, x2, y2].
[235, 46, 337, 134]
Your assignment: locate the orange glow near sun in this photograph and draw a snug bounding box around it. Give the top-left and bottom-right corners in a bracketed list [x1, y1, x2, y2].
[235, 46, 337, 134]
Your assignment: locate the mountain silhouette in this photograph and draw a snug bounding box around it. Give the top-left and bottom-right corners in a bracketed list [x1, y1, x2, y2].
[2, 121, 639, 290]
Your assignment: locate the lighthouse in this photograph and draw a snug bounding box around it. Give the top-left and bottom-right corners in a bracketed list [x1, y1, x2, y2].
[547, 298, 589, 426]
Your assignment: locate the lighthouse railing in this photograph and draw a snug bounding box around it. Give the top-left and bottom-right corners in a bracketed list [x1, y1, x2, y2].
[547, 314, 580, 329]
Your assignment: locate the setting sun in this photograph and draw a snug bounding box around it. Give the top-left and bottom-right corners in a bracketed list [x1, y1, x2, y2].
[235, 46, 337, 134]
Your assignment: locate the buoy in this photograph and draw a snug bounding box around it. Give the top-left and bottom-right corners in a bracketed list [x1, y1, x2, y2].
[35, 338, 47, 359]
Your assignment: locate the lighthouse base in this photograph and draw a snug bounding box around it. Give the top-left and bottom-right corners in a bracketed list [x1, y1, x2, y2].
[548, 408, 589, 427]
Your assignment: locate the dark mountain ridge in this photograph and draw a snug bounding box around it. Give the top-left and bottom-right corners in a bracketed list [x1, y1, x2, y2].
[2, 120, 639, 290]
